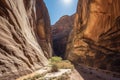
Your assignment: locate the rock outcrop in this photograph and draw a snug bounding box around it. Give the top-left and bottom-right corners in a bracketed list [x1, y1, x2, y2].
[52, 15, 75, 57]
[66, 0, 120, 73]
[0, 0, 52, 79]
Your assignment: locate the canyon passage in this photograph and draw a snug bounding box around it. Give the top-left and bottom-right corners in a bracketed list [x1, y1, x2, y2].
[0, 0, 120, 80]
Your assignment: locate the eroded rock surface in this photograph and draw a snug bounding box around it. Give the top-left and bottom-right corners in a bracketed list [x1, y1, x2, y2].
[66, 0, 120, 73]
[0, 0, 52, 79]
[52, 15, 75, 57]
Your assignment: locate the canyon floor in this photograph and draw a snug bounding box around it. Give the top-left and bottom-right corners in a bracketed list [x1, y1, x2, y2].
[16, 62, 120, 80]
[16, 67, 83, 80]
[75, 64, 120, 80]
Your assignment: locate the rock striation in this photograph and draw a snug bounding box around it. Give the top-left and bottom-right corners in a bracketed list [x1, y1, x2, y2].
[66, 0, 120, 73]
[0, 0, 52, 79]
[52, 15, 75, 57]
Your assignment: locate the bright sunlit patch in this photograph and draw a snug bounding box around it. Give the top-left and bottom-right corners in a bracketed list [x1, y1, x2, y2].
[62, 0, 72, 5]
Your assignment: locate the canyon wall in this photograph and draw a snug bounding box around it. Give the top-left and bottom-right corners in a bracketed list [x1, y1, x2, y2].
[66, 0, 120, 73]
[52, 15, 74, 57]
[0, 0, 52, 79]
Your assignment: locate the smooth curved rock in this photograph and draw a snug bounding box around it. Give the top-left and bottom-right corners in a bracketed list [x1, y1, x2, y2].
[0, 0, 52, 79]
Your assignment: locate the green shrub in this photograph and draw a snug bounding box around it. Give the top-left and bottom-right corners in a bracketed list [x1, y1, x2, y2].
[49, 56, 74, 71]
[49, 56, 62, 63]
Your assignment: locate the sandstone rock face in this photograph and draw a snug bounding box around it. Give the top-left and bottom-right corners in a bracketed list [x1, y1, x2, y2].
[52, 15, 74, 57]
[0, 0, 52, 79]
[66, 0, 120, 73]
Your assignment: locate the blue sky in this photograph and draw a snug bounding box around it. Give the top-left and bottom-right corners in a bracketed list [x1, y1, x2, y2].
[44, 0, 78, 25]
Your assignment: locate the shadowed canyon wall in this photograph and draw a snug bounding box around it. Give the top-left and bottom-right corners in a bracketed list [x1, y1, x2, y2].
[52, 15, 75, 57]
[0, 0, 52, 79]
[66, 0, 120, 73]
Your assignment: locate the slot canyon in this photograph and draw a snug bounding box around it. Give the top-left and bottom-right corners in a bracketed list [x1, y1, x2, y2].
[0, 0, 120, 80]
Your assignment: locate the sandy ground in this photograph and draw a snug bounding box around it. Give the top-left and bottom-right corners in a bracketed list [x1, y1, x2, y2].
[16, 64, 120, 80]
[16, 67, 84, 80]
[16, 67, 51, 80]
[44, 69, 71, 78]
[69, 69, 84, 80]
[75, 64, 120, 80]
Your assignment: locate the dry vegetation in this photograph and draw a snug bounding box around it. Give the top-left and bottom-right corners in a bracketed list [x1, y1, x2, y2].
[23, 56, 74, 80]
[49, 56, 74, 72]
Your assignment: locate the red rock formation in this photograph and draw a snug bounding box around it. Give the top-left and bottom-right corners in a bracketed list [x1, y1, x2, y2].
[66, 0, 120, 73]
[36, 0, 53, 58]
[0, 0, 52, 79]
[52, 15, 75, 57]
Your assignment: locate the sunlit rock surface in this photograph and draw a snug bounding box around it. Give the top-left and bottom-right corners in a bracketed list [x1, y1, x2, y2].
[66, 0, 120, 73]
[0, 0, 52, 79]
[52, 15, 75, 57]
